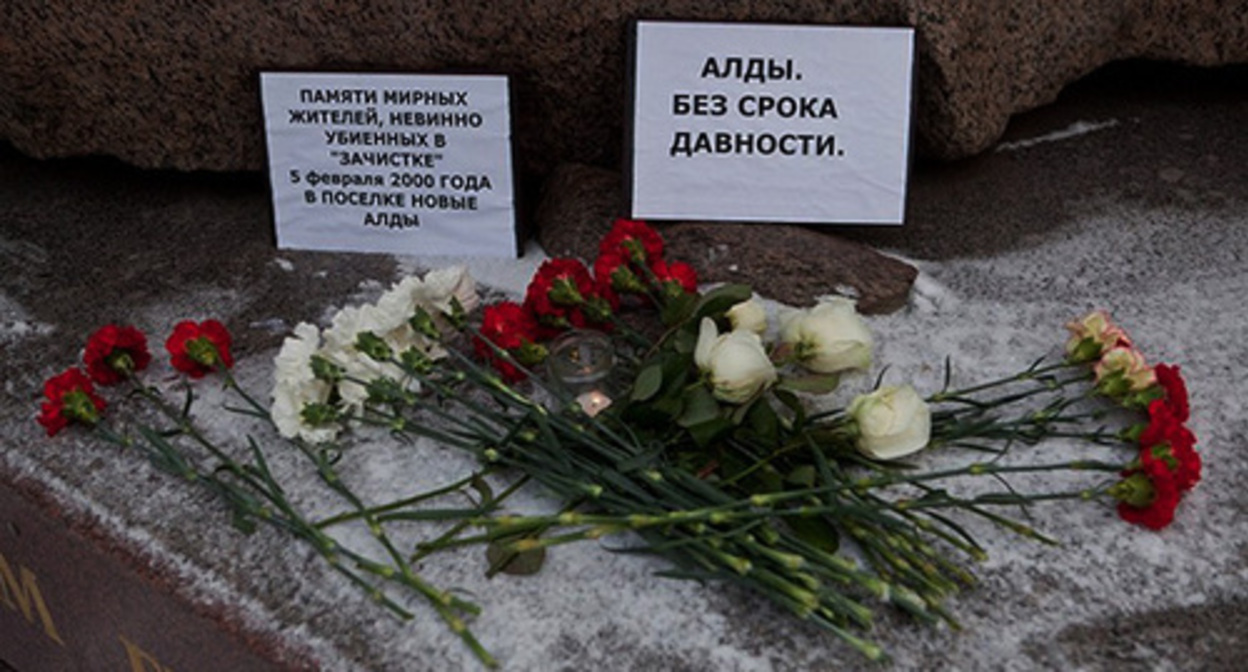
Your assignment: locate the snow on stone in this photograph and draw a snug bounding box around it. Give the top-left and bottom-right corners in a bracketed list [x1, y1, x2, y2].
[995, 119, 1120, 152]
[0, 293, 54, 345]
[4, 195, 1243, 670]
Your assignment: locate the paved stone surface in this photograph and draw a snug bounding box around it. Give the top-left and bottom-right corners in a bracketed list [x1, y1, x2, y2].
[1, 2, 1244, 174]
[1, 61, 1245, 670]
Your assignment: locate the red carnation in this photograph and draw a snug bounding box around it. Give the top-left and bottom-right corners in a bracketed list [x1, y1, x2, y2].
[599, 219, 664, 265]
[652, 259, 698, 296]
[1139, 399, 1201, 491]
[594, 252, 646, 299]
[1153, 363, 1189, 423]
[1114, 459, 1181, 530]
[166, 319, 234, 379]
[1140, 439, 1202, 494]
[474, 302, 545, 382]
[83, 324, 151, 386]
[36, 368, 106, 436]
[524, 258, 596, 330]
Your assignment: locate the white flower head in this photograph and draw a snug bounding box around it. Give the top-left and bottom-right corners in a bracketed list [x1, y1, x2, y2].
[778, 297, 873, 374]
[375, 275, 428, 330]
[726, 298, 768, 335]
[847, 385, 931, 460]
[421, 265, 479, 317]
[694, 317, 777, 404]
[271, 322, 339, 443]
[322, 303, 420, 413]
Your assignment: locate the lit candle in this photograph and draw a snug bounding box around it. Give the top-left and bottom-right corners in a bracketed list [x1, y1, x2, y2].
[576, 390, 613, 417]
[547, 330, 616, 416]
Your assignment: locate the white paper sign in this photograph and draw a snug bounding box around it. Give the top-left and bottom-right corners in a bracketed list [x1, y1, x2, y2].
[261, 72, 518, 257]
[630, 22, 914, 225]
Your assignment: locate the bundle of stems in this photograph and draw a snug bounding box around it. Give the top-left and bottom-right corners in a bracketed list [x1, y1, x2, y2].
[328, 322, 1127, 661]
[90, 372, 502, 667]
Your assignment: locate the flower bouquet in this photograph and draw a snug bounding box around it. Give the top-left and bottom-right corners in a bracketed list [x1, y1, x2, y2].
[37, 220, 1200, 667]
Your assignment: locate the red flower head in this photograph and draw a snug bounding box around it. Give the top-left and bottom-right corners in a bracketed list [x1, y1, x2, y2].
[599, 219, 664, 265]
[594, 251, 646, 300]
[651, 259, 698, 296]
[1113, 458, 1181, 531]
[1153, 363, 1190, 423]
[1139, 399, 1201, 492]
[524, 258, 596, 331]
[83, 324, 151, 386]
[474, 302, 546, 382]
[166, 320, 234, 379]
[37, 367, 106, 436]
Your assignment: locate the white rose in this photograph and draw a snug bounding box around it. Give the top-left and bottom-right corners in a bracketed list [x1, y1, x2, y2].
[271, 322, 339, 443]
[693, 317, 777, 404]
[778, 297, 872, 374]
[726, 299, 768, 335]
[847, 385, 931, 460]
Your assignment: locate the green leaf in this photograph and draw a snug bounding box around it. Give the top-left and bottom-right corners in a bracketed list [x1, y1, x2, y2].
[485, 539, 546, 577]
[692, 284, 753, 321]
[688, 418, 735, 447]
[632, 364, 664, 402]
[777, 373, 842, 395]
[772, 388, 808, 429]
[787, 516, 840, 554]
[744, 399, 780, 446]
[651, 396, 685, 419]
[670, 328, 698, 355]
[660, 292, 698, 326]
[658, 353, 693, 393]
[677, 386, 721, 428]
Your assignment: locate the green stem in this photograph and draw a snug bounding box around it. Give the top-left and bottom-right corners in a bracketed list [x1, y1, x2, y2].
[316, 469, 496, 529]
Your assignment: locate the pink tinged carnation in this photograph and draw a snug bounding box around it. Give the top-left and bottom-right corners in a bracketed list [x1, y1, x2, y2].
[1065, 310, 1131, 362]
[1094, 346, 1155, 396]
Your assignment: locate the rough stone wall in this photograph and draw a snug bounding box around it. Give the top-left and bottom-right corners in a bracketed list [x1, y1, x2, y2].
[1, 1, 1244, 173]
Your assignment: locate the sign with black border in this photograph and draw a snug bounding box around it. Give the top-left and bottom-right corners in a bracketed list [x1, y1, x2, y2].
[260, 72, 519, 257]
[627, 21, 915, 225]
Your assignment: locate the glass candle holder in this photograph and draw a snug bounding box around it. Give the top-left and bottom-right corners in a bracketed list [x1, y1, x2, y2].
[546, 330, 616, 417]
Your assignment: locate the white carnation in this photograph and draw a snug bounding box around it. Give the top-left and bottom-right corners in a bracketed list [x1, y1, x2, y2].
[323, 303, 419, 413]
[271, 322, 339, 443]
[421, 265, 479, 317]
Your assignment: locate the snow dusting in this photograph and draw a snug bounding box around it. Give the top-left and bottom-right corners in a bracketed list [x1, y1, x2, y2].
[3, 195, 1244, 670]
[995, 119, 1120, 152]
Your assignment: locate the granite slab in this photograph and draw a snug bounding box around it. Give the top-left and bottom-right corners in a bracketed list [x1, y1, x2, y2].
[0, 64, 1245, 671]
